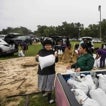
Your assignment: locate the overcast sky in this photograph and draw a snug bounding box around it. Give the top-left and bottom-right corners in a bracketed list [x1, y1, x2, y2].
[0, 0, 105, 31]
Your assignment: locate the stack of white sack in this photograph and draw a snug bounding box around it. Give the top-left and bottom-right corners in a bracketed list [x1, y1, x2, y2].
[89, 88, 106, 106]
[94, 57, 106, 68]
[98, 74, 106, 93]
[67, 77, 89, 94]
[81, 74, 96, 90]
[38, 54, 55, 70]
[67, 74, 96, 94]
[71, 89, 100, 106]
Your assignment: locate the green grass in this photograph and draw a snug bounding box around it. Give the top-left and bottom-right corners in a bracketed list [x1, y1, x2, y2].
[0, 43, 42, 60]
[70, 41, 102, 48]
[19, 93, 56, 106]
[93, 42, 102, 48]
[26, 43, 42, 56]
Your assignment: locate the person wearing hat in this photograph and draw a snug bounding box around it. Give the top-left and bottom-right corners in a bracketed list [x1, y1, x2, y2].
[36, 37, 58, 104]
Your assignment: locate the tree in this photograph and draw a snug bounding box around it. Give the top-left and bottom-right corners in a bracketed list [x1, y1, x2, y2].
[0, 27, 32, 35]
[101, 19, 106, 42]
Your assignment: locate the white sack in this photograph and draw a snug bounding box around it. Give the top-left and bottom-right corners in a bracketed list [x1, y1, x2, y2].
[18, 50, 25, 57]
[90, 88, 106, 106]
[83, 98, 100, 106]
[94, 58, 100, 68]
[38, 54, 55, 69]
[71, 89, 100, 106]
[67, 79, 89, 94]
[83, 75, 96, 90]
[71, 89, 88, 104]
[98, 74, 106, 93]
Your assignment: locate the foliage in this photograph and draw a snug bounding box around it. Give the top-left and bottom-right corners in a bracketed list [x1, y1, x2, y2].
[35, 19, 106, 41]
[101, 19, 106, 42]
[82, 24, 99, 38]
[0, 27, 32, 35]
[36, 22, 83, 39]
[1, 19, 106, 41]
[35, 25, 57, 37]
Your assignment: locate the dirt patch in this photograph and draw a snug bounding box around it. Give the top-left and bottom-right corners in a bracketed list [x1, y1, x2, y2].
[0, 57, 67, 99]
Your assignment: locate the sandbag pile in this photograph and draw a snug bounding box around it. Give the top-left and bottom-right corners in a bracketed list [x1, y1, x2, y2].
[67, 73, 106, 106]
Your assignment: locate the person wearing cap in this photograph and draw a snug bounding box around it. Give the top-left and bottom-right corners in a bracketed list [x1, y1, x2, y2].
[35, 37, 58, 104]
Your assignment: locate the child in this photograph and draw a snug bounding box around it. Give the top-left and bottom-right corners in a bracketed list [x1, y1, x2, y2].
[36, 37, 58, 104]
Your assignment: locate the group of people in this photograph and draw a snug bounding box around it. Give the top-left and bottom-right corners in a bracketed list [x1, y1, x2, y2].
[35, 37, 106, 104]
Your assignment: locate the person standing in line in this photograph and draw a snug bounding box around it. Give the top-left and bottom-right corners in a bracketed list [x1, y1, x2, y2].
[35, 37, 58, 104]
